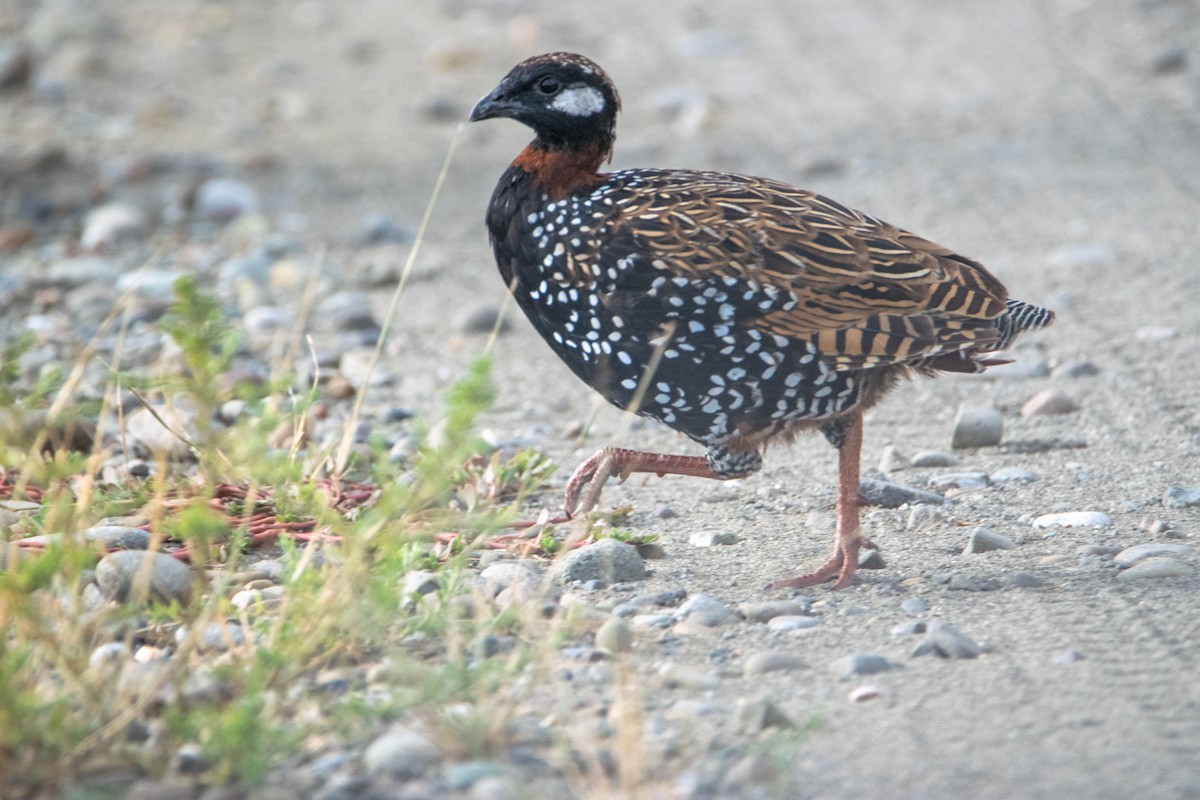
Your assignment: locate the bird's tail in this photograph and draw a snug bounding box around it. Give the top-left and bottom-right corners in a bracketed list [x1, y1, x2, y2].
[994, 299, 1056, 351]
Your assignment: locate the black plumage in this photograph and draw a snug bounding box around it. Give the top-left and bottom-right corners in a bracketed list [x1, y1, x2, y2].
[471, 52, 1054, 588]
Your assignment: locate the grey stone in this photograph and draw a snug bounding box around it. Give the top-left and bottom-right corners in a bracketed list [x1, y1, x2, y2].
[678, 593, 739, 626]
[125, 403, 195, 460]
[196, 177, 259, 222]
[1114, 543, 1190, 566]
[766, 615, 820, 632]
[403, 569, 440, 597]
[878, 445, 910, 472]
[734, 698, 794, 733]
[739, 600, 810, 623]
[658, 663, 720, 690]
[990, 466, 1038, 484]
[84, 525, 151, 551]
[96, 550, 193, 605]
[1116, 557, 1194, 581]
[951, 405, 1004, 449]
[688, 530, 740, 547]
[963, 527, 1017, 554]
[1006, 572, 1045, 588]
[319, 291, 380, 333]
[1033, 511, 1111, 529]
[595, 617, 634, 654]
[1163, 486, 1200, 508]
[363, 724, 440, 779]
[913, 619, 982, 659]
[743, 651, 807, 675]
[860, 479, 944, 508]
[81, 202, 147, 251]
[948, 574, 1001, 591]
[1055, 359, 1101, 378]
[830, 654, 894, 678]
[900, 597, 929, 614]
[910, 450, 959, 468]
[928, 471, 990, 492]
[555, 538, 646, 584]
[1021, 389, 1079, 416]
[479, 561, 541, 597]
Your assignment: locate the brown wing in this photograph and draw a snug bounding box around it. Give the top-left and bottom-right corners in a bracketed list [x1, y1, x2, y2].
[598, 170, 1010, 370]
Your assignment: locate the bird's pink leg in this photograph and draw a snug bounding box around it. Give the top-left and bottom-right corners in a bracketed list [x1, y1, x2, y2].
[563, 447, 724, 515]
[771, 412, 877, 590]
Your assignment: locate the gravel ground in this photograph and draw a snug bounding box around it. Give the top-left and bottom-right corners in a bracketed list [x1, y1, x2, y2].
[3, 1, 1200, 798]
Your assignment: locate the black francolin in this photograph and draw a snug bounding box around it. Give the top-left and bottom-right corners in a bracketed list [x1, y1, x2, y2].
[470, 53, 1054, 589]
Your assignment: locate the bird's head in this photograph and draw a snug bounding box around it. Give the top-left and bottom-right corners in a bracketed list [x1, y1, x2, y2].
[470, 52, 621, 156]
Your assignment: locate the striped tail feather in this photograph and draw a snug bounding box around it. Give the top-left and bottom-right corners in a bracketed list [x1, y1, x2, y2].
[994, 299, 1056, 351]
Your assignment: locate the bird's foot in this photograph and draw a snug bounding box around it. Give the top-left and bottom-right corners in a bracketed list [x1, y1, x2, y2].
[562, 448, 623, 516]
[770, 537, 878, 591]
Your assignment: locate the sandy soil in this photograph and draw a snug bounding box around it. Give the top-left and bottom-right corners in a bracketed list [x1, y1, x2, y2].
[3, 1, 1199, 797]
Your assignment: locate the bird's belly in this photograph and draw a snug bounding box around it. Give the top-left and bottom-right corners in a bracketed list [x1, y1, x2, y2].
[517, 287, 864, 445]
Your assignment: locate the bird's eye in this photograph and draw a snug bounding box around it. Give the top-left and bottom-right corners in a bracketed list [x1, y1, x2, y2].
[535, 76, 561, 95]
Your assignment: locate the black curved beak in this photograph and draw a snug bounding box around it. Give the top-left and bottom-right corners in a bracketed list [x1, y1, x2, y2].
[469, 85, 516, 122]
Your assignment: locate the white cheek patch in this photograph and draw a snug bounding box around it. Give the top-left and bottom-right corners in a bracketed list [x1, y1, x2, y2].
[550, 85, 606, 116]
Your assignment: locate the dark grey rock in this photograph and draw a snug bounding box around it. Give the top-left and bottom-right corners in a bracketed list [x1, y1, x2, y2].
[456, 304, 511, 335]
[555, 537, 646, 584]
[1163, 486, 1200, 509]
[96, 550, 193, 605]
[929, 471, 990, 492]
[1006, 572, 1045, 588]
[860, 479, 944, 508]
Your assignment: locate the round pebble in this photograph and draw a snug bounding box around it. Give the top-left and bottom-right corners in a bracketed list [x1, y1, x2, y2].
[595, 617, 634, 654]
[743, 651, 808, 675]
[678, 593, 739, 626]
[900, 597, 929, 614]
[1021, 389, 1079, 416]
[196, 177, 259, 222]
[96, 550, 193, 606]
[910, 450, 959, 468]
[555, 537, 646, 584]
[734, 698, 793, 733]
[951, 405, 1003, 449]
[363, 724, 441, 779]
[81, 202, 147, 251]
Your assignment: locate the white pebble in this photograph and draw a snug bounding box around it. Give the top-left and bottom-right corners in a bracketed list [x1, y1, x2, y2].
[1033, 511, 1112, 528]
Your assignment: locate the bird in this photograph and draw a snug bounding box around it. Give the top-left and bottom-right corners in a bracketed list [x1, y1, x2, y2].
[469, 52, 1054, 589]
